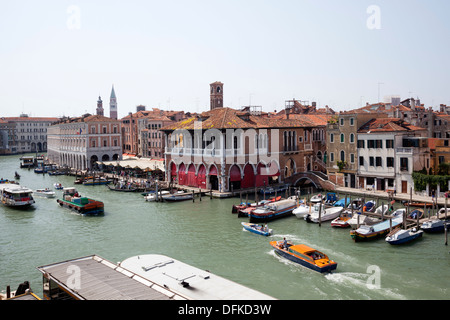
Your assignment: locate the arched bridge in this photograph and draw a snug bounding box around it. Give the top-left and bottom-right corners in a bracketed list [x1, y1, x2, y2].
[284, 171, 336, 191]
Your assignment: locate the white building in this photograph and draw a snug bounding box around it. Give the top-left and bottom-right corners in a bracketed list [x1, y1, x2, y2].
[357, 118, 427, 194]
[47, 114, 122, 170]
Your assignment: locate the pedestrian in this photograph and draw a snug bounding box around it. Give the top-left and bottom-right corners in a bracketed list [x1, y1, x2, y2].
[431, 189, 436, 204]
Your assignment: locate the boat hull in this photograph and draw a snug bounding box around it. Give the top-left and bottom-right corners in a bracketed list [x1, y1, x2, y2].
[249, 205, 296, 223]
[241, 222, 272, 236]
[57, 199, 104, 215]
[386, 230, 423, 245]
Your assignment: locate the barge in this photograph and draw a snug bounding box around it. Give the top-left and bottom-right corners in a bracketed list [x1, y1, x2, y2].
[56, 187, 104, 215]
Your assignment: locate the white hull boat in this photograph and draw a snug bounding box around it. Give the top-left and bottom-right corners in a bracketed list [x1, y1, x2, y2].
[347, 213, 380, 229]
[304, 205, 344, 223]
[292, 204, 313, 219]
[385, 228, 423, 245]
[145, 191, 170, 201]
[34, 189, 56, 198]
[310, 194, 325, 203]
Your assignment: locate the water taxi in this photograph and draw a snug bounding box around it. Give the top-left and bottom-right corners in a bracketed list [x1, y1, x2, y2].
[241, 222, 272, 236]
[270, 241, 337, 273]
[0, 184, 35, 207]
[56, 187, 104, 215]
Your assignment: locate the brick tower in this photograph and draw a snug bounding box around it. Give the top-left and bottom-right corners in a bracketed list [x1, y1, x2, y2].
[210, 81, 224, 110]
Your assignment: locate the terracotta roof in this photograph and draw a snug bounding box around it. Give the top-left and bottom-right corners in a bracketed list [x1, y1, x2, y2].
[60, 114, 121, 123]
[160, 107, 325, 131]
[358, 118, 426, 133]
[2, 116, 59, 122]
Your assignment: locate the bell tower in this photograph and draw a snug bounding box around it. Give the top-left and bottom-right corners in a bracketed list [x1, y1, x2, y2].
[210, 81, 224, 110]
[96, 96, 104, 116]
[110, 85, 118, 120]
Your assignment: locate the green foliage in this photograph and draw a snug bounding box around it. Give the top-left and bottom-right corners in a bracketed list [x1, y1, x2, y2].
[412, 172, 450, 191]
[337, 160, 348, 172]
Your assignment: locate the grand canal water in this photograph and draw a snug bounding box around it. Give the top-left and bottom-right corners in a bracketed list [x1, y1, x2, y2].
[1, 154, 449, 300]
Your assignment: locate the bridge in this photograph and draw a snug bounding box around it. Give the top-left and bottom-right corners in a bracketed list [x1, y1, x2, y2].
[284, 171, 336, 191]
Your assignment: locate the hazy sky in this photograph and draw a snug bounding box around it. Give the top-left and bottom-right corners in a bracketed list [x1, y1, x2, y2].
[1, 0, 449, 118]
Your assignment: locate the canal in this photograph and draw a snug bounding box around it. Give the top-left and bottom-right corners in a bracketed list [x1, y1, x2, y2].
[0, 154, 449, 300]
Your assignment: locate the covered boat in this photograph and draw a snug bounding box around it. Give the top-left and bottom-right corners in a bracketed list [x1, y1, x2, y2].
[56, 187, 104, 215]
[350, 209, 405, 242]
[421, 219, 450, 233]
[362, 200, 376, 212]
[347, 213, 381, 229]
[145, 190, 170, 201]
[292, 202, 313, 219]
[0, 184, 35, 207]
[241, 222, 272, 236]
[162, 192, 194, 202]
[270, 241, 337, 273]
[324, 193, 338, 205]
[385, 227, 423, 245]
[304, 204, 344, 223]
[34, 188, 56, 198]
[83, 177, 111, 186]
[248, 199, 297, 222]
[408, 209, 424, 220]
[333, 197, 350, 208]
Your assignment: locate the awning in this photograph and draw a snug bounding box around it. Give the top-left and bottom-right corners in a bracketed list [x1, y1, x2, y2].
[98, 158, 165, 172]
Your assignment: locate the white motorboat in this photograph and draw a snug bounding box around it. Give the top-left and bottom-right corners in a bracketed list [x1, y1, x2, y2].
[34, 188, 56, 198]
[0, 184, 35, 207]
[304, 204, 344, 223]
[310, 194, 325, 203]
[385, 228, 423, 245]
[292, 203, 313, 219]
[145, 190, 170, 201]
[54, 183, 63, 190]
[374, 204, 389, 215]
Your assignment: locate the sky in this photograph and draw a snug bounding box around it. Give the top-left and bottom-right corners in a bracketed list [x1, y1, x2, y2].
[1, 0, 450, 118]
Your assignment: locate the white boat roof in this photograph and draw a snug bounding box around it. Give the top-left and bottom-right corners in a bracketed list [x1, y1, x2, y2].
[119, 254, 276, 300]
[0, 184, 33, 193]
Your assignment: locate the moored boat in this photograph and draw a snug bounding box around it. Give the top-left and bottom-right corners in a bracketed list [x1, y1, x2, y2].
[333, 197, 350, 208]
[310, 194, 325, 203]
[145, 190, 170, 201]
[34, 188, 56, 198]
[304, 205, 344, 223]
[241, 222, 272, 236]
[248, 199, 297, 223]
[56, 187, 104, 215]
[409, 209, 424, 220]
[54, 183, 63, 190]
[331, 212, 352, 228]
[162, 192, 194, 202]
[232, 196, 281, 214]
[292, 202, 312, 219]
[350, 209, 405, 242]
[0, 184, 35, 207]
[402, 201, 433, 208]
[385, 227, 423, 245]
[421, 219, 450, 233]
[83, 177, 111, 186]
[270, 240, 337, 273]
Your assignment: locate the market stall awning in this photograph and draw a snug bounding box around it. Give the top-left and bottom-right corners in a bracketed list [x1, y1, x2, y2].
[97, 159, 165, 172]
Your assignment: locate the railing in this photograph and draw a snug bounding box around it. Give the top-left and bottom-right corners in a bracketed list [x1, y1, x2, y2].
[396, 148, 413, 154]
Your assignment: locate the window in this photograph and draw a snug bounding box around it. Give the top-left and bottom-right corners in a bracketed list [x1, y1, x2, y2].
[350, 133, 355, 143]
[368, 140, 374, 148]
[375, 140, 382, 148]
[340, 134, 345, 143]
[359, 156, 364, 166]
[386, 140, 394, 148]
[350, 153, 355, 163]
[369, 157, 374, 166]
[350, 118, 354, 126]
[340, 150, 345, 162]
[330, 152, 334, 162]
[91, 140, 96, 148]
[387, 157, 394, 167]
[340, 118, 344, 126]
[376, 157, 382, 167]
[357, 140, 365, 148]
[330, 133, 334, 143]
[400, 158, 408, 171]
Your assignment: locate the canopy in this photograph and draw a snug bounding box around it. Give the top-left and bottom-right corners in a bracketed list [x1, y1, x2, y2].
[98, 159, 165, 172]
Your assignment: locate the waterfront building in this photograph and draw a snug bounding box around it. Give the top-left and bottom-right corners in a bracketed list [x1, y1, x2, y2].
[47, 114, 122, 170]
[161, 105, 330, 192]
[138, 115, 174, 158]
[0, 114, 59, 154]
[356, 118, 427, 193]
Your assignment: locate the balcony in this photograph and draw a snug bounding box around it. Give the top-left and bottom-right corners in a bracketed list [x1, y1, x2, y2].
[396, 147, 413, 154]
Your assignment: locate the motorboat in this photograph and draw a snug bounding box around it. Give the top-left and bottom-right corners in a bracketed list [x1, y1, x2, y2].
[438, 208, 450, 216]
[83, 177, 111, 186]
[324, 193, 338, 206]
[331, 211, 353, 228]
[270, 241, 337, 273]
[304, 204, 344, 223]
[241, 222, 272, 236]
[310, 194, 325, 203]
[333, 197, 350, 208]
[34, 188, 56, 198]
[385, 227, 423, 245]
[362, 200, 376, 212]
[0, 184, 35, 207]
[292, 202, 313, 219]
[248, 199, 297, 223]
[162, 192, 194, 202]
[56, 187, 104, 215]
[408, 209, 424, 220]
[145, 190, 170, 201]
[232, 196, 281, 214]
[54, 183, 63, 190]
[421, 219, 450, 233]
[259, 184, 289, 196]
[374, 204, 389, 215]
[347, 214, 380, 229]
[350, 209, 405, 242]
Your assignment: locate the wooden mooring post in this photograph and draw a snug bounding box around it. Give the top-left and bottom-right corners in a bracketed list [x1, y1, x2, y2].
[445, 197, 448, 246]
